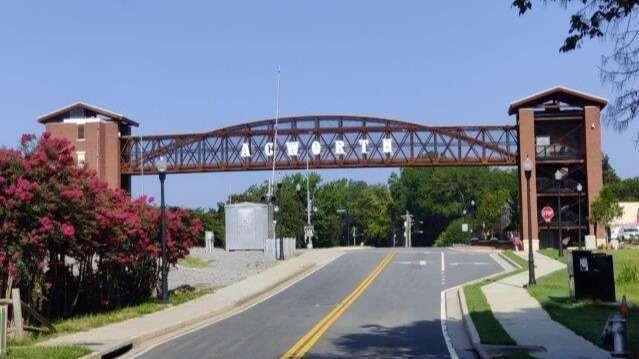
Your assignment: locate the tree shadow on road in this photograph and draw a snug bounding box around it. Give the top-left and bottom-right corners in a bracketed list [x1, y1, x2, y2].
[307, 320, 448, 358]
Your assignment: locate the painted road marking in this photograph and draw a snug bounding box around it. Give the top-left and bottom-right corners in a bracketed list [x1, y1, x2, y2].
[441, 251, 445, 272]
[449, 262, 490, 266]
[281, 250, 396, 358]
[395, 260, 427, 265]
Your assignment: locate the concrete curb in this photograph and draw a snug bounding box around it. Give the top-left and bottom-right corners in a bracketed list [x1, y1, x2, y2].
[78, 352, 100, 359]
[125, 261, 317, 355]
[43, 251, 337, 358]
[457, 288, 490, 359]
[498, 251, 523, 270]
[455, 251, 519, 359]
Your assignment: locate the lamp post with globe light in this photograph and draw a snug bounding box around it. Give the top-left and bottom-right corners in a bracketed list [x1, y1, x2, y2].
[524, 157, 536, 285]
[155, 156, 169, 303]
[555, 169, 564, 257]
[577, 183, 583, 249]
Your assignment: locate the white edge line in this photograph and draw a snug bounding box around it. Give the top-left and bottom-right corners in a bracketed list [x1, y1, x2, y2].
[440, 290, 459, 359]
[127, 252, 344, 358]
[441, 251, 445, 272]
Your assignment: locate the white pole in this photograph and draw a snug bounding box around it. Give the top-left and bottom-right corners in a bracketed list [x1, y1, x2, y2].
[306, 154, 311, 225]
[268, 66, 281, 200]
[140, 121, 144, 196]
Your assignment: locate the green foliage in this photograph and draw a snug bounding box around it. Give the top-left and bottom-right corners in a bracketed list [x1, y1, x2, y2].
[617, 264, 639, 286]
[513, 0, 634, 52]
[190, 205, 225, 247]
[225, 166, 521, 248]
[434, 217, 473, 247]
[476, 189, 511, 237]
[609, 177, 639, 201]
[6, 345, 91, 359]
[590, 186, 623, 236]
[389, 167, 517, 245]
[603, 154, 620, 184]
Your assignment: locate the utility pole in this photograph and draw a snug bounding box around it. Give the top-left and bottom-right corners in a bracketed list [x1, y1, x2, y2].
[352, 226, 357, 246]
[267, 67, 282, 259]
[304, 153, 315, 248]
[402, 210, 413, 248]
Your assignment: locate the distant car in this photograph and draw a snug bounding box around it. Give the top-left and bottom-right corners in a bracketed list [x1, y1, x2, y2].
[621, 227, 639, 242]
[610, 227, 623, 240]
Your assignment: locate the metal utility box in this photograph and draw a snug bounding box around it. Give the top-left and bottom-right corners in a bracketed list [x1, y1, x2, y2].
[264, 238, 296, 260]
[225, 202, 268, 251]
[567, 250, 615, 302]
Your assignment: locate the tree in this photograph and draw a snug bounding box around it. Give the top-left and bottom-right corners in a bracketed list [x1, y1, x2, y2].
[190, 205, 226, 247]
[388, 167, 517, 245]
[590, 186, 624, 239]
[514, 1, 639, 137]
[603, 154, 620, 184]
[0, 133, 201, 319]
[476, 189, 511, 239]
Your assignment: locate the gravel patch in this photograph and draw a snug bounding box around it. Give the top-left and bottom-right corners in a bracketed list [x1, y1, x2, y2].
[168, 247, 278, 290]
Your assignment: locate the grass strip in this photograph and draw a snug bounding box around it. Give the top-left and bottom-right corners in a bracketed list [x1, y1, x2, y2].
[462, 251, 526, 346]
[4, 345, 91, 359]
[178, 255, 214, 268]
[53, 286, 214, 334]
[8, 285, 215, 348]
[529, 248, 639, 354]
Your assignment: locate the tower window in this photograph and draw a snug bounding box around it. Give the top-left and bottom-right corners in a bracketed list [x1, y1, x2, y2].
[77, 124, 85, 140]
[76, 151, 86, 168]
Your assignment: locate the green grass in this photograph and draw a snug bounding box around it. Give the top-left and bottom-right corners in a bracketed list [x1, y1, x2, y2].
[2, 286, 214, 358]
[462, 251, 527, 346]
[538, 248, 566, 263]
[502, 251, 529, 269]
[3, 345, 91, 359]
[52, 286, 214, 334]
[178, 255, 214, 268]
[529, 248, 639, 354]
[539, 248, 639, 303]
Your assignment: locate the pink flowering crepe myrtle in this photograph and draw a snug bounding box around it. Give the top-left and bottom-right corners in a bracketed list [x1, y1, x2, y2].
[0, 133, 202, 315]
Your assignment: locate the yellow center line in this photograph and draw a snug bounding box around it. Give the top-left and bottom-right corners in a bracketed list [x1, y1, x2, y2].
[281, 250, 397, 358]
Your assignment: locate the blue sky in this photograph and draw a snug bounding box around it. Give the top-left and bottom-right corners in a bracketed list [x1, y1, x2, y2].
[1, 1, 637, 208]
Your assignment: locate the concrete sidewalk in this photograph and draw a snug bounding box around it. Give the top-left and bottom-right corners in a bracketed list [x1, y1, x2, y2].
[40, 248, 345, 356]
[482, 251, 609, 359]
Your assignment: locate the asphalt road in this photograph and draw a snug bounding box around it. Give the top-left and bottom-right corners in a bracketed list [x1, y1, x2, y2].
[139, 248, 501, 359]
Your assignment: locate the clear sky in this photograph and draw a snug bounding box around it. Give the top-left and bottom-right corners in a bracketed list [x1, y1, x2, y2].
[1, 1, 637, 208]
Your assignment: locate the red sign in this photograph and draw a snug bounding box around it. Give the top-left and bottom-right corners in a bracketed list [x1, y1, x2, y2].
[541, 206, 554, 223]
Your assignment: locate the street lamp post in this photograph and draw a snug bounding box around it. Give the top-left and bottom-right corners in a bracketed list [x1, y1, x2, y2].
[155, 156, 169, 303]
[524, 157, 536, 286]
[555, 170, 564, 257]
[577, 183, 583, 249]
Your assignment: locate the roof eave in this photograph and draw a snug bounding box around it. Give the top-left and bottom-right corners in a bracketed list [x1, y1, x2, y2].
[507, 86, 608, 115]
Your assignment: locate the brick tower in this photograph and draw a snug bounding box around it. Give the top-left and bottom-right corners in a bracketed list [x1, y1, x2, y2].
[509, 86, 607, 250]
[37, 102, 138, 192]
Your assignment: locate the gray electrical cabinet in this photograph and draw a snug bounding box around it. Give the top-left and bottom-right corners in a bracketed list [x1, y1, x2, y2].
[225, 202, 269, 251]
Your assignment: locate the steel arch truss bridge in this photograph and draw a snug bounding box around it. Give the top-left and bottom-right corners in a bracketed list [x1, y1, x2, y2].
[120, 116, 519, 175]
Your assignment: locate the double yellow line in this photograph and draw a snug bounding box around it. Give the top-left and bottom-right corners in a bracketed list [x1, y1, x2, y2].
[281, 250, 397, 358]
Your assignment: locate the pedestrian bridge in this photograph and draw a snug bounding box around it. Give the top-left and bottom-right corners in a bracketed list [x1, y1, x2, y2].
[119, 116, 519, 175]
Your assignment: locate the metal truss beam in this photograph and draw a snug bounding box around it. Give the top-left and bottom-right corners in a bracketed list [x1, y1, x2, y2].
[120, 115, 519, 175]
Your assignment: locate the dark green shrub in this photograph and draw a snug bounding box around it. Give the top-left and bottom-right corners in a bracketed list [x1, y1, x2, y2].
[434, 217, 474, 247]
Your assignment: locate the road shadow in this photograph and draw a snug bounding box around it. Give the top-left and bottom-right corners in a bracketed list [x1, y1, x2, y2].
[307, 320, 449, 358]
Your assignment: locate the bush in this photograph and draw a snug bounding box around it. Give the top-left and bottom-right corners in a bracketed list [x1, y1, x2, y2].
[617, 264, 639, 285]
[0, 134, 202, 319]
[434, 217, 474, 247]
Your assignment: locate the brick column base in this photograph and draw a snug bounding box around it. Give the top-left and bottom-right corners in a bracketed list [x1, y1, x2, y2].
[523, 239, 539, 252]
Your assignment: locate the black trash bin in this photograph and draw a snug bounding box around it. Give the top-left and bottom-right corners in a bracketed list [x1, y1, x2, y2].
[568, 250, 592, 300]
[590, 253, 616, 302]
[567, 250, 615, 302]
